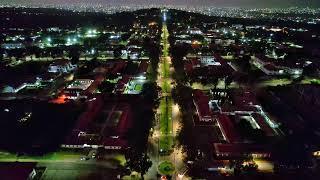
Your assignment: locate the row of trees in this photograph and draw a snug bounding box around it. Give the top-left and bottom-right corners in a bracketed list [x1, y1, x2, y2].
[124, 16, 162, 179]
[124, 93, 157, 179]
[143, 35, 161, 81]
[230, 159, 258, 176]
[125, 149, 152, 179]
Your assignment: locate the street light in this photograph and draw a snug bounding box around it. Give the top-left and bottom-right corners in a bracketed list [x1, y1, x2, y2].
[161, 176, 167, 180]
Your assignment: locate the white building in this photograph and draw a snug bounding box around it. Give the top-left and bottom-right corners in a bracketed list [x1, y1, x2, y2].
[1, 77, 42, 93]
[1, 43, 25, 49]
[48, 60, 76, 73]
[67, 79, 94, 91]
[252, 56, 284, 76]
[252, 55, 302, 76]
[188, 28, 203, 35]
[64, 79, 94, 99]
[200, 56, 221, 66]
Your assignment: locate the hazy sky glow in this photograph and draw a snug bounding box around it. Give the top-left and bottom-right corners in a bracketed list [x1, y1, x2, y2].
[2, 0, 320, 8]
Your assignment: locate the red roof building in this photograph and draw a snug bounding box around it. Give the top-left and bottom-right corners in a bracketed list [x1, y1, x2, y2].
[251, 113, 276, 137]
[193, 90, 213, 124]
[63, 97, 133, 150]
[214, 143, 271, 159]
[137, 60, 149, 75]
[110, 61, 127, 75]
[184, 58, 200, 73]
[216, 114, 241, 143]
[185, 54, 234, 79]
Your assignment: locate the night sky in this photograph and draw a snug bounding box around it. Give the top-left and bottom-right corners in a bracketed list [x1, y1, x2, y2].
[2, 0, 320, 8]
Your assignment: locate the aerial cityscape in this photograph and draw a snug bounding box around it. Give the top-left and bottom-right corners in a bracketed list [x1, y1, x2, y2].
[0, 1, 320, 180]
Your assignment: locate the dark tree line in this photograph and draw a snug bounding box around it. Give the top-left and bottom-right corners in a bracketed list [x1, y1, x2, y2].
[125, 149, 152, 179]
[143, 35, 161, 81]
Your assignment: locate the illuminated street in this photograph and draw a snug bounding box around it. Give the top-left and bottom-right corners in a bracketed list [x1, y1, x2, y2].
[146, 9, 188, 180]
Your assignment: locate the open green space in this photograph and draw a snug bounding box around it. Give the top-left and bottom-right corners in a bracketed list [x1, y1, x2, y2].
[309, 78, 320, 85]
[158, 23, 173, 154]
[124, 79, 146, 94]
[159, 97, 173, 153]
[162, 79, 171, 93]
[134, 84, 143, 91]
[159, 97, 173, 134]
[158, 161, 175, 175]
[0, 149, 86, 162]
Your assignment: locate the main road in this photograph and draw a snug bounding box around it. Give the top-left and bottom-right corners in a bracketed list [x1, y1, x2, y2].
[146, 9, 188, 180]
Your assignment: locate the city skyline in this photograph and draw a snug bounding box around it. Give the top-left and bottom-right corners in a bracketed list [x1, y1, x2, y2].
[2, 0, 320, 8]
[1, 5, 320, 179]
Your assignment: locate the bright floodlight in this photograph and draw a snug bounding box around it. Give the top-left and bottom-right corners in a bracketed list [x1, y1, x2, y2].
[163, 12, 167, 21]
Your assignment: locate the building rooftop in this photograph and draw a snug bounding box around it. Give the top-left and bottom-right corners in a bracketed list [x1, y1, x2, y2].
[66, 79, 94, 91]
[216, 114, 240, 143]
[65, 96, 133, 148]
[49, 59, 70, 66]
[214, 143, 270, 158]
[251, 113, 277, 137]
[137, 60, 149, 74]
[231, 89, 258, 108]
[193, 89, 213, 124]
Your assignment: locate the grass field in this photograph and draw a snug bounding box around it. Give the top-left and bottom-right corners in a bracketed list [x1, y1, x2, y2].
[0, 149, 86, 162]
[159, 97, 173, 134]
[124, 80, 145, 94]
[159, 97, 173, 153]
[158, 24, 173, 154]
[158, 161, 175, 175]
[134, 84, 143, 91]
